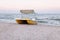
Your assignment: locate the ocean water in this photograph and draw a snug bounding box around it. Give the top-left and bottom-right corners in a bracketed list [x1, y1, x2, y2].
[0, 14, 60, 26]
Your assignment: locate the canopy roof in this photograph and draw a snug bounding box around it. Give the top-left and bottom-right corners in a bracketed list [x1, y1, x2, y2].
[20, 10, 35, 14]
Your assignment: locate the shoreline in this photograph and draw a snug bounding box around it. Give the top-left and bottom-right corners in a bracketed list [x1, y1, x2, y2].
[0, 22, 60, 40]
[0, 21, 60, 27]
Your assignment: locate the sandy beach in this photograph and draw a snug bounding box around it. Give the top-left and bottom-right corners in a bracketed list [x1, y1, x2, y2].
[0, 22, 60, 40]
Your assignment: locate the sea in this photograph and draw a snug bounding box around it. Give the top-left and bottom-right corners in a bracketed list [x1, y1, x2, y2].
[0, 13, 60, 26]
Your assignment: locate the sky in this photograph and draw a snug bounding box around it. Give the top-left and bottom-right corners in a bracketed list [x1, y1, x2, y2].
[0, 0, 60, 14]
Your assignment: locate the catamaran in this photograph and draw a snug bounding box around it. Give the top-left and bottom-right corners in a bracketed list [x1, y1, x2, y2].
[16, 10, 37, 25]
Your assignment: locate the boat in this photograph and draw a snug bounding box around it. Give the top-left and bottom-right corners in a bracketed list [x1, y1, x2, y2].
[16, 10, 37, 25]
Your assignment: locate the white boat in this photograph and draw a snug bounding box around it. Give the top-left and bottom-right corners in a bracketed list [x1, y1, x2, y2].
[16, 10, 37, 25]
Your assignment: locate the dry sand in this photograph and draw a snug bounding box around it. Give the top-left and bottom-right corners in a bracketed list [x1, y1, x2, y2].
[0, 22, 60, 40]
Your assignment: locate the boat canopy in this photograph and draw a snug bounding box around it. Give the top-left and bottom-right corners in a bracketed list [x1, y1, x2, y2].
[20, 10, 34, 14]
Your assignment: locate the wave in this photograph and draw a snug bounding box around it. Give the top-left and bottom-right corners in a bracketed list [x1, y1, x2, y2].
[0, 14, 60, 26]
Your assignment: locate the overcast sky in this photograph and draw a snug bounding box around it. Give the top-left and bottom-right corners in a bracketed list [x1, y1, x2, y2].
[0, 0, 60, 14]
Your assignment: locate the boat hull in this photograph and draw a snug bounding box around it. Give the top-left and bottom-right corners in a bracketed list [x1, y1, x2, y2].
[16, 20, 37, 25]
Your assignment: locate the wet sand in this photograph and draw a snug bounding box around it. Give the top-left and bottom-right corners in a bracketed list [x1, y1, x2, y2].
[0, 22, 60, 40]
